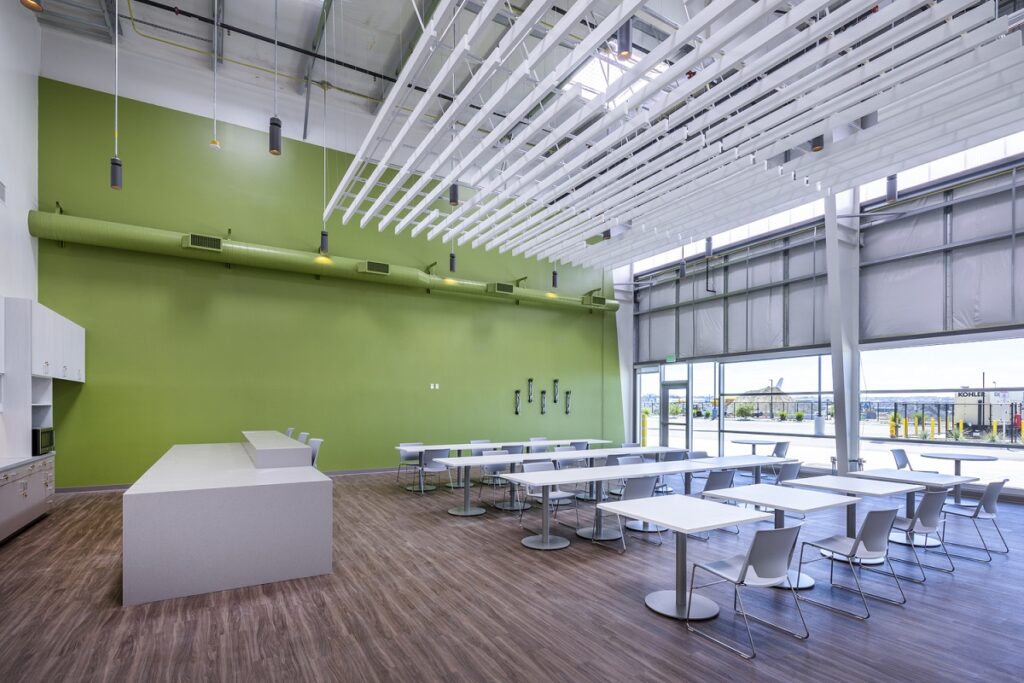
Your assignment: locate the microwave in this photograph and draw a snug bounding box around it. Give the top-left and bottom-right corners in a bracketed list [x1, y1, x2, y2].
[32, 428, 54, 456]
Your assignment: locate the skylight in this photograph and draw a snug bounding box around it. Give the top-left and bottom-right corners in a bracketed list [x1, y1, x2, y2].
[564, 54, 669, 109]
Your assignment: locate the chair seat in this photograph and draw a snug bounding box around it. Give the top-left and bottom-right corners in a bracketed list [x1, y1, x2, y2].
[893, 516, 940, 535]
[698, 554, 787, 588]
[804, 534, 888, 561]
[417, 464, 448, 474]
[526, 489, 576, 501]
[942, 504, 992, 520]
[399, 453, 419, 463]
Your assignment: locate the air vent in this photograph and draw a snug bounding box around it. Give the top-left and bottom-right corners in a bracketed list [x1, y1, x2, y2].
[583, 294, 607, 307]
[182, 233, 222, 252]
[487, 282, 515, 295]
[357, 261, 390, 275]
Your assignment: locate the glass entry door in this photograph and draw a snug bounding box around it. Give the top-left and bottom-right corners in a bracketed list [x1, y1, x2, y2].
[660, 382, 691, 450]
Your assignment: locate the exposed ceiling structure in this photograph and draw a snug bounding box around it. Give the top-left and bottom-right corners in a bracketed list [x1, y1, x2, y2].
[29, 1, 1024, 271]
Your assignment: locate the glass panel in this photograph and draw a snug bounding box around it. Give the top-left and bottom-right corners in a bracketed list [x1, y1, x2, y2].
[663, 363, 687, 382]
[662, 384, 688, 450]
[637, 369, 661, 446]
[861, 338, 1024, 391]
[691, 362, 720, 457]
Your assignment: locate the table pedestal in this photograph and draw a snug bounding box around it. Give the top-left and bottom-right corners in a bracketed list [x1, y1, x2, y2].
[576, 480, 623, 541]
[645, 531, 719, 621]
[447, 465, 485, 517]
[521, 485, 570, 550]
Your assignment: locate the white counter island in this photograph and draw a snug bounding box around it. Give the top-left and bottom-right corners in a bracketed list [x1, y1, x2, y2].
[123, 441, 332, 605]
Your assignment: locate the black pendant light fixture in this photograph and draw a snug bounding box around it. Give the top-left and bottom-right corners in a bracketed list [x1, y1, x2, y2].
[551, 269, 558, 288]
[886, 174, 898, 203]
[811, 134, 824, 152]
[109, 0, 122, 190]
[209, 0, 221, 150]
[449, 248, 457, 273]
[616, 18, 633, 61]
[269, 0, 282, 155]
[449, 182, 459, 207]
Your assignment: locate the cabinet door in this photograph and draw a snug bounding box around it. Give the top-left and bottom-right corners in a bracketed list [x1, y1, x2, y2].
[69, 322, 85, 382]
[31, 303, 51, 376]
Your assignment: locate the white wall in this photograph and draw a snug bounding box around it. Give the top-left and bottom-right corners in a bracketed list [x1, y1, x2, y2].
[0, 1, 41, 300]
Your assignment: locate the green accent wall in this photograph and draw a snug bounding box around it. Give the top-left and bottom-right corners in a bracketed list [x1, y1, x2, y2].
[37, 79, 624, 488]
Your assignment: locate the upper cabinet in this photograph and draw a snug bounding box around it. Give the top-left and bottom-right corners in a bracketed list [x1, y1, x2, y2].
[30, 303, 85, 383]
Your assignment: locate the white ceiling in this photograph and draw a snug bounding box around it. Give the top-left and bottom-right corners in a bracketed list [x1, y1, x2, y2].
[30, 1, 1024, 270]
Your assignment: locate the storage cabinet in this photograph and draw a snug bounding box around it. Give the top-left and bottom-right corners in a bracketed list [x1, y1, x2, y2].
[30, 303, 85, 383]
[0, 454, 55, 542]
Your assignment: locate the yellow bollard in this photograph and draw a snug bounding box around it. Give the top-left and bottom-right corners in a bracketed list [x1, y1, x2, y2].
[958, 419, 964, 437]
[993, 419, 998, 440]
[930, 418, 936, 440]
[641, 412, 648, 447]
[902, 417, 908, 439]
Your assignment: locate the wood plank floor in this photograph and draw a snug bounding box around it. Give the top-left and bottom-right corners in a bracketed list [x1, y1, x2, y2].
[0, 472, 1020, 682]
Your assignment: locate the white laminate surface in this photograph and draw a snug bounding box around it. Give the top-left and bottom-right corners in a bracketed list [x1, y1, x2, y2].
[0, 455, 49, 475]
[502, 455, 796, 487]
[242, 430, 312, 468]
[597, 494, 771, 535]
[395, 438, 611, 453]
[783, 475, 924, 497]
[702, 483, 859, 514]
[920, 452, 999, 462]
[731, 439, 779, 446]
[849, 468, 978, 488]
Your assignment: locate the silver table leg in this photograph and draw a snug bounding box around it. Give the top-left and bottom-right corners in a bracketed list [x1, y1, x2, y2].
[445, 449, 465, 489]
[646, 531, 719, 620]
[576, 480, 623, 541]
[522, 485, 570, 550]
[448, 465, 485, 517]
[575, 456, 604, 501]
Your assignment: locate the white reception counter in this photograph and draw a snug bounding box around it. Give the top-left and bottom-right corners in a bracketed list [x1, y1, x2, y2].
[123, 441, 332, 605]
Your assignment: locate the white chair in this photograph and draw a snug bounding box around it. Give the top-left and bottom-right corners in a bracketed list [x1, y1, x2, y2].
[285, 427, 295, 438]
[609, 443, 641, 495]
[516, 461, 579, 528]
[527, 437, 549, 453]
[686, 525, 808, 660]
[596, 475, 660, 552]
[297, 432, 310, 444]
[554, 445, 586, 496]
[692, 470, 738, 539]
[396, 442, 423, 485]
[308, 438, 324, 469]
[890, 490, 955, 582]
[687, 450, 711, 481]
[569, 440, 589, 451]
[797, 508, 905, 620]
[468, 440, 493, 484]
[657, 449, 687, 493]
[941, 479, 1010, 562]
[476, 449, 509, 504]
[411, 448, 452, 494]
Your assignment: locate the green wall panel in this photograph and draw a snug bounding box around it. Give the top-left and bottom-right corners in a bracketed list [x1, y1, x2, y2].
[37, 79, 624, 487]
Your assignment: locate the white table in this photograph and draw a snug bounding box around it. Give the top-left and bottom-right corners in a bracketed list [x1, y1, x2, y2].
[849, 469, 977, 547]
[731, 438, 779, 455]
[920, 452, 998, 504]
[242, 430, 311, 468]
[502, 456, 794, 549]
[123, 443, 332, 605]
[597, 495, 771, 620]
[702, 483, 859, 589]
[783, 475, 924, 565]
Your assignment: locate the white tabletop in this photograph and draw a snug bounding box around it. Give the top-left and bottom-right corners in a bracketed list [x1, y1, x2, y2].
[783, 475, 924, 497]
[395, 438, 611, 452]
[920, 452, 998, 462]
[731, 438, 779, 445]
[702, 483, 858, 514]
[597, 494, 771, 535]
[126, 443, 329, 495]
[242, 430, 306, 450]
[849, 468, 978, 488]
[434, 450, 590, 468]
[501, 455, 796, 488]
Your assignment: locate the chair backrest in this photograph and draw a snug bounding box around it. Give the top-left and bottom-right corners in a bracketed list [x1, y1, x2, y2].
[522, 460, 553, 495]
[605, 453, 624, 467]
[621, 442, 640, 449]
[470, 439, 491, 457]
[891, 448, 911, 470]
[978, 479, 1008, 516]
[622, 476, 658, 501]
[618, 455, 644, 466]
[285, 427, 294, 438]
[741, 525, 801, 584]
[308, 438, 324, 468]
[772, 441, 790, 458]
[854, 508, 899, 557]
[703, 469, 735, 492]
[663, 450, 687, 462]
[570, 440, 589, 451]
[527, 437, 548, 453]
[297, 432, 310, 444]
[688, 450, 710, 459]
[423, 448, 449, 467]
[505, 444, 525, 455]
[775, 462, 801, 484]
[912, 490, 947, 531]
[554, 445, 575, 452]
[483, 449, 508, 456]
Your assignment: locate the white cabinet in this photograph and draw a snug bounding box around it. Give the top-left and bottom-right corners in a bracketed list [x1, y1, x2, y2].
[30, 303, 85, 383]
[0, 455, 55, 542]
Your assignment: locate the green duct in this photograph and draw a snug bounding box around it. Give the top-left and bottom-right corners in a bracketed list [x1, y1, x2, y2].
[28, 211, 619, 312]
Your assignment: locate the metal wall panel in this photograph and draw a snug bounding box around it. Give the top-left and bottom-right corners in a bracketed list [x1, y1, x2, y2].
[951, 240, 1014, 329]
[861, 254, 945, 339]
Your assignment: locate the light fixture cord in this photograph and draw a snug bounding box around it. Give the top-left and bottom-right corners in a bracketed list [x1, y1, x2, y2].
[114, 0, 119, 157]
[322, 11, 328, 232]
[273, 0, 278, 117]
[212, 0, 218, 140]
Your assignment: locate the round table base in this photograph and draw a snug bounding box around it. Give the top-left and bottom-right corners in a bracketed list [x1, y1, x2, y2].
[607, 485, 625, 497]
[405, 484, 437, 492]
[820, 549, 884, 566]
[654, 484, 674, 494]
[575, 492, 607, 502]
[645, 590, 719, 621]
[774, 569, 815, 590]
[493, 500, 531, 512]
[445, 482, 465, 489]
[447, 506, 486, 517]
[550, 497, 574, 507]
[625, 520, 668, 533]
[522, 534, 570, 551]
[889, 531, 939, 548]
[576, 526, 623, 541]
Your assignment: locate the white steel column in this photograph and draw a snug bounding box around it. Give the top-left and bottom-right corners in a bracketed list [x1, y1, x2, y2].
[824, 189, 861, 474]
